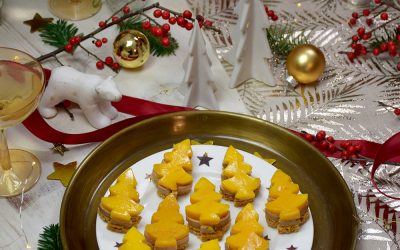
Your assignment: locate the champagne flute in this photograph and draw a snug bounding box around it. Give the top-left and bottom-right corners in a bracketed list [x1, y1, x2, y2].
[0, 47, 45, 197]
[48, 0, 102, 21]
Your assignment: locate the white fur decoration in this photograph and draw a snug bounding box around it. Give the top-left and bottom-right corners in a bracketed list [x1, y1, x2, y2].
[38, 66, 122, 129]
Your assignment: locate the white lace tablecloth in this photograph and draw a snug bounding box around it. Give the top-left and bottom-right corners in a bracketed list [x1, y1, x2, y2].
[0, 0, 399, 249]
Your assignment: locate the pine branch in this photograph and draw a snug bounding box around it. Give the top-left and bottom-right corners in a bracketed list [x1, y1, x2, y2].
[369, 26, 398, 49]
[39, 20, 82, 48]
[267, 24, 308, 57]
[119, 18, 179, 57]
[38, 224, 63, 250]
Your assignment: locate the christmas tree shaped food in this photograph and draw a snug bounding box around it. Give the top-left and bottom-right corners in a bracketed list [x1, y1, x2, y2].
[198, 239, 221, 250]
[268, 169, 300, 201]
[118, 227, 151, 250]
[265, 193, 309, 234]
[224, 0, 276, 88]
[182, 20, 218, 110]
[152, 139, 194, 197]
[145, 194, 190, 250]
[220, 146, 261, 206]
[99, 169, 144, 233]
[226, 203, 269, 250]
[186, 177, 231, 241]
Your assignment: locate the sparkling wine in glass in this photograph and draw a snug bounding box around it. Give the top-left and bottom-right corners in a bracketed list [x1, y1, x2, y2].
[0, 47, 45, 197]
[48, 0, 102, 21]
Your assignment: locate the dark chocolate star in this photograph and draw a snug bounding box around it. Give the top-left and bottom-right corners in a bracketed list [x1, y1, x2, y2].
[51, 143, 69, 156]
[287, 245, 297, 250]
[197, 153, 213, 166]
[114, 242, 123, 247]
[23, 13, 53, 33]
[264, 234, 270, 241]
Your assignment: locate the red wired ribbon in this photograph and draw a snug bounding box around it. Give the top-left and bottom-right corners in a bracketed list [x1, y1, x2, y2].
[22, 69, 400, 199]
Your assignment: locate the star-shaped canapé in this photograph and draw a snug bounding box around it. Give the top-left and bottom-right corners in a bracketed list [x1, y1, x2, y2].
[197, 152, 213, 166]
[145, 194, 189, 249]
[23, 13, 53, 33]
[117, 227, 151, 250]
[221, 172, 261, 200]
[47, 161, 77, 187]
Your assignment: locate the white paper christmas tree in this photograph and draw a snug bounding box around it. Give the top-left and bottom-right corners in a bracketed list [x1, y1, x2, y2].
[182, 20, 218, 110]
[224, 0, 276, 88]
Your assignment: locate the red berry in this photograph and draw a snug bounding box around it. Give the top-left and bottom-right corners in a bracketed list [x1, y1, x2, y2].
[176, 16, 185, 26]
[183, 10, 192, 19]
[366, 18, 373, 26]
[271, 15, 278, 21]
[357, 27, 365, 37]
[112, 62, 120, 70]
[305, 133, 313, 142]
[362, 34, 370, 41]
[64, 43, 73, 52]
[153, 9, 162, 18]
[142, 20, 151, 30]
[69, 37, 77, 45]
[352, 12, 359, 19]
[352, 35, 359, 42]
[185, 22, 194, 30]
[196, 15, 205, 23]
[341, 151, 349, 159]
[397, 34, 400, 41]
[328, 144, 336, 153]
[267, 10, 274, 17]
[372, 48, 380, 56]
[122, 5, 130, 14]
[152, 27, 163, 37]
[348, 146, 356, 154]
[388, 44, 396, 52]
[98, 21, 106, 28]
[397, 63, 400, 71]
[75, 36, 81, 44]
[380, 42, 388, 51]
[390, 50, 397, 57]
[204, 20, 213, 27]
[162, 23, 170, 32]
[102, 37, 108, 43]
[388, 41, 395, 47]
[351, 43, 358, 49]
[350, 154, 358, 160]
[320, 140, 329, 150]
[161, 37, 170, 47]
[96, 61, 104, 69]
[316, 130, 326, 141]
[374, 0, 381, 3]
[326, 136, 335, 143]
[311, 141, 319, 148]
[347, 52, 355, 61]
[349, 18, 357, 26]
[394, 108, 400, 115]
[162, 10, 170, 20]
[354, 144, 362, 152]
[363, 9, 370, 16]
[169, 17, 177, 24]
[380, 12, 388, 20]
[112, 16, 119, 22]
[95, 40, 102, 47]
[264, 5, 268, 12]
[105, 56, 113, 65]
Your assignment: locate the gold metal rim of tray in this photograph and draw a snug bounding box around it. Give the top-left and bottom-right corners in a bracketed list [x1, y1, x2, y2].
[60, 110, 358, 250]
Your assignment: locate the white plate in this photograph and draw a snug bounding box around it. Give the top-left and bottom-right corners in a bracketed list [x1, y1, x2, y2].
[96, 145, 314, 249]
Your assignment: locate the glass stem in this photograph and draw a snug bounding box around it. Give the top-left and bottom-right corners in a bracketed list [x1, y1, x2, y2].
[0, 129, 12, 171]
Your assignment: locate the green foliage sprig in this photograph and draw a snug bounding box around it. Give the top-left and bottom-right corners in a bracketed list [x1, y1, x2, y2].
[119, 18, 179, 57]
[38, 224, 63, 250]
[267, 24, 308, 57]
[39, 20, 82, 48]
[369, 27, 398, 49]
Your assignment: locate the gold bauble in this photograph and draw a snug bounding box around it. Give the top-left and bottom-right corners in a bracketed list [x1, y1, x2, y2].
[286, 44, 326, 85]
[113, 30, 150, 69]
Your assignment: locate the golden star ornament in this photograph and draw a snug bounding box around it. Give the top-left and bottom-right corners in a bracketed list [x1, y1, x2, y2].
[47, 161, 77, 187]
[23, 13, 53, 33]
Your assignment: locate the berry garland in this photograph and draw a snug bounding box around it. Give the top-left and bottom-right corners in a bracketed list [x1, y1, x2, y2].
[344, 0, 400, 71]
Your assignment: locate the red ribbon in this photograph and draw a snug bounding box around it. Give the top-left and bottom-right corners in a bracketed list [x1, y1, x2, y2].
[21, 69, 400, 200]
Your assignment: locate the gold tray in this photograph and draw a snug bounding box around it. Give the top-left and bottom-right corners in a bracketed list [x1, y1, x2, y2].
[60, 111, 358, 250]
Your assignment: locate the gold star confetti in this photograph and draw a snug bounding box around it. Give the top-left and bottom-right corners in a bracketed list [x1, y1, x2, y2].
[23, 13, 53, 33]
[253, 152, 276, 165]
[47, 161, 77, 187]
[51, 143, 69, 156]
